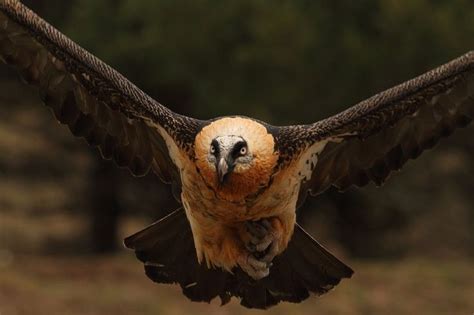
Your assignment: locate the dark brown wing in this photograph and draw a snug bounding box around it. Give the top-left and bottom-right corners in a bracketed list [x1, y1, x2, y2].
[0, 0, 205, 198]
[275, 51, 474, 203]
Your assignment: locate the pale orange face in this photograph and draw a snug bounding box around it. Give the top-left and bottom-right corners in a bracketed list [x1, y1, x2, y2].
[194, 117, 279, 202]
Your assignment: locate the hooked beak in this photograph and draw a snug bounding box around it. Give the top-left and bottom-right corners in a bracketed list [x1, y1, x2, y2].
[217, 157, 231, 184]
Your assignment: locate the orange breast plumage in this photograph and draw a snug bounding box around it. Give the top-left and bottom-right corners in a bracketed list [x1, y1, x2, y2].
[194, 117, 279, 202]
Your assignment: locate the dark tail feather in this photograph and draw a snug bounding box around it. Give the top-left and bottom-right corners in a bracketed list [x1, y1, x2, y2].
[124, 209, 354, 309]
[124, 208, 230, 302]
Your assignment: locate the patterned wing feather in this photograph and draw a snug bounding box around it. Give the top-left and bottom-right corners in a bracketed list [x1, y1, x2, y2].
[275, 52, 474, 202]
[0, 0, 204, 196]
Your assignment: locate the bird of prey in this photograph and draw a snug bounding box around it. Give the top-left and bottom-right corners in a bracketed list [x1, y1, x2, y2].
[1, 0, 473, 309]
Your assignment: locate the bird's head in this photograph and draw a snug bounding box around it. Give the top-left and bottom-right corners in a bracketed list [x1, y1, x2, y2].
[209, 135, 252, 184]
[194, 117, 279, 201]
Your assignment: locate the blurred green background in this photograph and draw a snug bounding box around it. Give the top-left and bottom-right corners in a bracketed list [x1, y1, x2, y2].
[0, 0, 473, 314]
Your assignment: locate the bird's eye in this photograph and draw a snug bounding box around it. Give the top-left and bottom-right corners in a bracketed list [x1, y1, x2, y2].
[239, 146, 247, 156]
[210, 144, 216, 154]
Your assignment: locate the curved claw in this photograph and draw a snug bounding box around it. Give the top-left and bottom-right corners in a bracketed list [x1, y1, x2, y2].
[240, 218, 282, 279]
[245, 218, 280, 254]
[260, 239, 279, 263]
[238, 253, 270, 280]
[245, 220, 267, 240]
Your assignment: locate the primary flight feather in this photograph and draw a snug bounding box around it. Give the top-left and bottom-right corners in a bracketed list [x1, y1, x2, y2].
[1, 0, 473, 309]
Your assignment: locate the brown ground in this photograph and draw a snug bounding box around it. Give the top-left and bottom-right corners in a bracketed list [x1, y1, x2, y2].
[0, 254, 473, 315]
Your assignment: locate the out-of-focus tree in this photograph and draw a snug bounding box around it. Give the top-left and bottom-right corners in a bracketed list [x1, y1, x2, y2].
[64, 0, 474, 122]
[60, 0, 474, 257]
[1, 0, 473, 257]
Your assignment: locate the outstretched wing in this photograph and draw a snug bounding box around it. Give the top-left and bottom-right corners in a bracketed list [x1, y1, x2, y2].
[275, 51, 474, 204]
[0, 0, 205, 199]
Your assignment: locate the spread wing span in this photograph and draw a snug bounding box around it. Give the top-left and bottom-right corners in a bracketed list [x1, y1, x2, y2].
[0, 0, 204, 198]
[276, 51, 474, 202]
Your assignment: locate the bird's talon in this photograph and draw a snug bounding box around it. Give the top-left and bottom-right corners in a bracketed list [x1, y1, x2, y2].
[253, 234, 273, 252]
[261, 219, 272, 229]
[246, 242, 256, 252]
[238, 253, 270, 280]
[245, 220, 267, 239]
[260, 240, 279, 263]
[240, 218, 281, 278]
[244, 218, 279, 255]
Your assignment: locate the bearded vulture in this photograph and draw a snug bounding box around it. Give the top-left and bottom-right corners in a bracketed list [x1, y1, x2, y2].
[1, 0, 473, 309]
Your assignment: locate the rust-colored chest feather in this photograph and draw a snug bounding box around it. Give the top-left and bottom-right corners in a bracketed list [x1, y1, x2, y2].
[180, 117, 287, 222]
[194, 117, 279, 202]
[181, 163, 300, 223]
